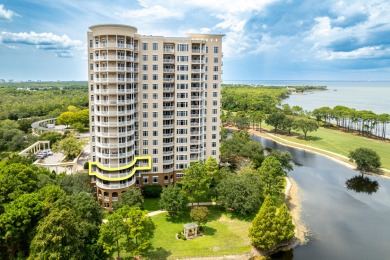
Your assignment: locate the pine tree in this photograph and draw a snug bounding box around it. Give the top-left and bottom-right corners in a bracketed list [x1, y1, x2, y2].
[249, 195, 279, 253]
[249, 196, 295, 255]
[275, 203, 295, 243]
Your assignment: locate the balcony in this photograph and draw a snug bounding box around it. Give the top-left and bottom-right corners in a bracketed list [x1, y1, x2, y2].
[163, 87, 174, 92]
[163, 106, 174, 110]
[94, 67, 138, 72]
[96, 151, 134, 158]
[163, 68, 175, 73]
[94, 120, 135, 127]
[163, 59, 175, 63]
[190, 148, 199, 153]
[190, 139, 201, 144]
[191, 78, 204, 82]
[163, 167, 174, 173]
[163, 48, 174, 53]
[163, 124, 174, 129]
[163, 133, 174, 138]
[163, 78, 174, 82]
[191, 69, 206, 73]
[163, 115, 174, 119]
[191, 96, 202, 100]
[163, 142, 174, 146]
[95, 131, 134, 138]
[191, 60, 205, 64]
[94, 43, 138, 50]
[163, 151, 174, 155]
[95, 140, 135, 148]
[191, 114, 200, 118]
[96, 179, 136, 190]
[94, 78, 139, 83]
[163, 96, 174, 101]
[163, 159, 174, 164]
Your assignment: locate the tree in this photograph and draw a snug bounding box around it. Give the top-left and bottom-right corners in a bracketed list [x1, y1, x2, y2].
[349, 147, 381, 172]
[292, 117, 319, 139]
[52, 133, 84, 160]
[119, 206, 156, 257]
[217, 173, 262, 215]
[190, 206, 209, 227]
[113, 187, 144, 211]
[98, 210, 126, 260]
[142, 184, 163, 198]
[249, 196, 295, 255]
[58, 171, 91, 195]
[29, 208, 83, 260]
[159, 185, 188, 217]
[265, 112, 286, 132]
[181, 160, 211, 205]
[267, 150, 293, 172]
[0, 193, 43, 259]
[257, 156, 285, 197]
[56, 111, 75, 127]
[38, 131, 63, 148]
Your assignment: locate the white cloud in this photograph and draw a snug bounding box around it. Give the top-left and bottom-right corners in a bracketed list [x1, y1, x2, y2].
[320, 46, 390, 60]
[0, 31, 83, 58]
[0, 4, 16, 21]
[116, 5, 183, 20]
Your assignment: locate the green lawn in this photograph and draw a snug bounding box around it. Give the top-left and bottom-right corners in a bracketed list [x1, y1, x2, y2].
[142, 207, 252, 259]
[259, 123, 390, 170]
[143, 198, 161, 212]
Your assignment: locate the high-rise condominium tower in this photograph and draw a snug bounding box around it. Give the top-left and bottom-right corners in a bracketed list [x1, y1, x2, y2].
[87, 24, 223, 209]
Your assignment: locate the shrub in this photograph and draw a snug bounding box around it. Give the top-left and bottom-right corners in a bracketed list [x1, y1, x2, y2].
[142, 184, 163, 198]
[83, 162, 89, 170]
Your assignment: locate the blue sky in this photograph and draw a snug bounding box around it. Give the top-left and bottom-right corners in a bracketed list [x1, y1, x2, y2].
[1, 0, 390, 81]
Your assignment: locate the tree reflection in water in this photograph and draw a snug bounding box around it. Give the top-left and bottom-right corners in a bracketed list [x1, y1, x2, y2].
[345, 175, 379, 195]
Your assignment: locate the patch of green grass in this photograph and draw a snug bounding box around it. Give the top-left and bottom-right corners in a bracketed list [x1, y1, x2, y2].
[266, 125, 390, 170]
[143, 198, 161, 212]
[143, 207, 252, 259]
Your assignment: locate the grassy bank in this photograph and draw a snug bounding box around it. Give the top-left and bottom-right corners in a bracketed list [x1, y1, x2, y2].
[254, 123, 390, 171]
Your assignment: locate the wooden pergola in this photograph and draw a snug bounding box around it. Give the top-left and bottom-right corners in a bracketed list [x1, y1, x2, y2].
[183, 222, 198, 239]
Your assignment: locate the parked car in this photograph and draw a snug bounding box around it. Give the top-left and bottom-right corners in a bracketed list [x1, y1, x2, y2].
[36, 153, 46, 159]
[44, 149, 53, 156]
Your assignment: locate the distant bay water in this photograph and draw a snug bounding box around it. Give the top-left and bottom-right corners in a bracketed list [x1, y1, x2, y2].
[224, 80, 390, 138]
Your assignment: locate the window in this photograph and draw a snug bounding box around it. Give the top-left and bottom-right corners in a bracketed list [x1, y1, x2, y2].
[142, 43, 148, 50]
[176, 120, 187, 126]
[177, 83, 188, 89]
[143, 103, 148, 109]
[176, 155, 187, 160]
[142, 55, 148, 61]
[153, 121, 158, 127]
[153, 149, 158, 155]
[143, 176, 149, 183]
[153, 167, 158, 172]
[177, 74, 188, 80]
[212, 125, 217, 131]
[176, 164, 187, 170]
[213, 83, 218, 89]
[142, 84, 148, 90]
[213, 66, 219, 72]
[213, 100, 218, 106]
[153, 103, 158, 109]
[212, 109, 217, 114]
[177, 111, 187, 117]
[213, 75, 218, 80]
[214, 46, 219, 53]
[142, 93, 148, 99]
[177, 93, 188, 99]
[176, 146, 187, 152]
[212, 142, 217, 147]
[152, 55, 158, 61]
[142, 65, 148, 71]
[143, 140, 148, 146]
[153, 84, 158, 90]
[153, 112, 158, 118]
[143, 121, 148, 127]
[212, 117, 217, 122]
[177, 65, 188, 71]
[213, 92, 218, 97]
[153, 176, 158, 183]
[142, 112, 148, 118]
[153, 131, 158, 136]
[153, 140, 158, 146]
[214, 57, 218, 63]
[177, 56, 188, 62]
[212, 134, 217, 139]
[152, 74, 158, 80]
[153, 93, 158, 99]
[89, 40, 93, 48]
[176, 137, 187, 143]
[142, 74, 148, 80]
[176, 129, 187, 134]
[152, 43, 158, 50]
[89, 53, 93, 59]
[143, 131, 148, 137]
[143, 149, 148, 155]
[153, 64, 158, 71]
[176, 102, 188, 108]
[212, 150, 216, 155]
[176, 173, 184, 178]
[177, 44, 188, 52]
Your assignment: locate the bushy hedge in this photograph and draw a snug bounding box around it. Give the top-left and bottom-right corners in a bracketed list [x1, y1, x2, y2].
[142, 184, 163, 198]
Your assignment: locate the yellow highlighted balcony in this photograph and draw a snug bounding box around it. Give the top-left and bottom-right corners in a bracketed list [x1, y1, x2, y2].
[88, 156, 152, 181]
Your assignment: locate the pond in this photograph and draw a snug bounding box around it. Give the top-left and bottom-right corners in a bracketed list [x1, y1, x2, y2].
[250, 135, 390, 260]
